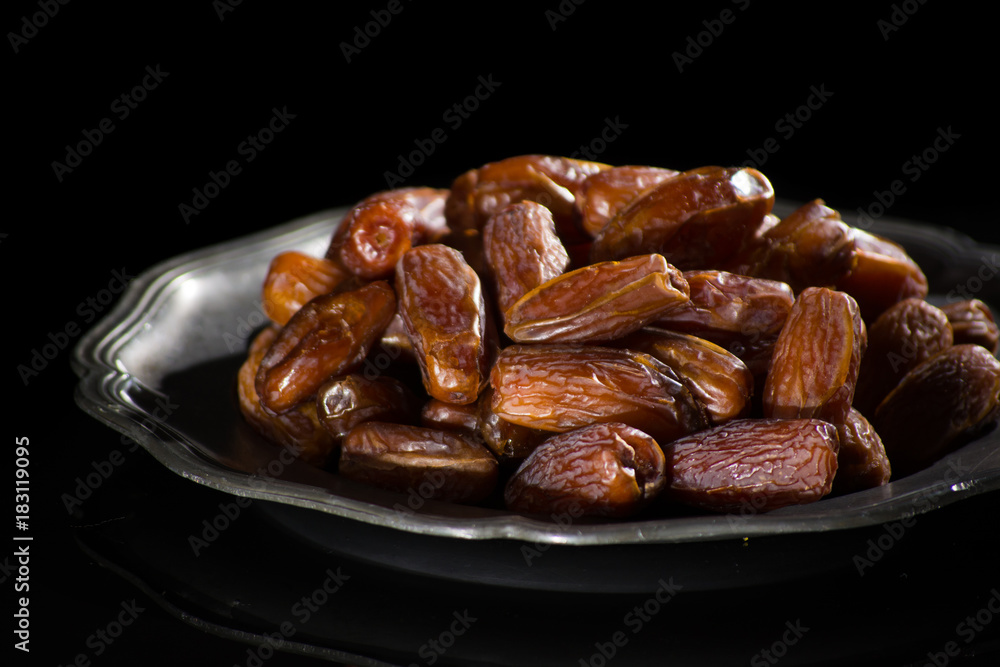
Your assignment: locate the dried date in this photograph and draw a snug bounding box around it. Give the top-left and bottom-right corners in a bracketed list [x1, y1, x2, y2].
[833, 408, 891, 495]
[575, 165, 679, 238]
[316, 374, 421, 442]
[261, 251, 349, 326]
[835, 228, 928, 322]
[941, 299, 999, 354]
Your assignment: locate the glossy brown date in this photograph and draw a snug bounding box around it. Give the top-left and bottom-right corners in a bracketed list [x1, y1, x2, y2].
[873, 344, 1000, 477]
[852, 297, 953, 418]
[339, 422, 498, 504]
[476, 385, 548, 462]
[663, 418, 840, 513]
[617, 327, 753, 426]
[504, 422, 667, 519]
[833, 408, 891, 495]
[941, 299, 999, 354]
[237, 326, 337, 467]
[653, 270, 794, 379]
[420, 398, 481, 435]
[261, 251, 349, 326]
[575, 165, 679, 238]
[395, 244, 490, 405]
[316, 374, 421, 442]
[763, 287, 866, 425]
[255, 281, 396, 414]
[504, 254, 690, 344]
[834, 228, 928, 322]
[589, 166, 774, 269]
[490, 344, 707, 445]
[482, 200, 570, 317]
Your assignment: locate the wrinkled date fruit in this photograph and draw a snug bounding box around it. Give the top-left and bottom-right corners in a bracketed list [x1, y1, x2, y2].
[941, 299, 999, 354]
[617, 327, 753, 426]
[504, 254, 690, 344]
[316, 374, 421, 442]
[238, 326, 337, 466]
[734, 199, 857, 293]
[655, 270, 794, 379]
[853, 297, 953, 418]
[482, 200, 570, 317]
[763, 287, 866, 425]
[490, 344, 707, 445]
[256, 281, 396, 414]
[327, 187, 450, 280]
[504, 422, 666, 519]
[835, 228, 928, 322]
[833, 408, 891, 495]
[874, 345, 1000, 477]
[421, 399, 481, 436]
[590, 166, 774, 269]
[261, 251, 350, 327]
[575, 165, 679, 238]
[477, 385, 549, 462]
[396, 244, 490, 405]
[663, 418, 840, 513]
[339, 422, 498, 504]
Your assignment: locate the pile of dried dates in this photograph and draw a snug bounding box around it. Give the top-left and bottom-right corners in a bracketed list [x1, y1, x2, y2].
[237, 155, 1000, 520]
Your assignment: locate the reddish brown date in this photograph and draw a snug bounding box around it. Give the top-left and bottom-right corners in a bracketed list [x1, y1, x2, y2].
[763, 287, 866, 425]
[575, 165, 679, 238]
[237, 326, 337, 467]
[261, 251, 350, 327]
[617, 328, 753, 426]
[733, 199, 857, 293]
[663, 418, 840, 513]
[490, 344, 707, 445]
[654, 270, 795, 379]
[327, 187, 450, 280]
[835, 228, 928, 322]
[395, 244, 490, 405]
[852, 297, 953, 418]
[476, 385, 548, 462]
[420, 398, 481, 435]
[339, 422, 498, 504]
[316, 374, 421, 442]
[504, 422, 667, 518]
[255, 281, 396, 414]
[833, 408, 891, 495]
[941, 299, 999, 354]
[874, 344, 1000, 477]
[504, 254, 690, 344]
[482, 200, 570, 317]
[589, 166, 774, 269]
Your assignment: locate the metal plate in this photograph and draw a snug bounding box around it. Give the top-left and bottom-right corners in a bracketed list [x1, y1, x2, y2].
[71, 202, 1000, 591]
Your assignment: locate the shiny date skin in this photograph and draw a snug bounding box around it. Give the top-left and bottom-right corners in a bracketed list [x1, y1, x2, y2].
[575, 165, 679, 238]
[490, 344, 708, 445]
[504, 254, 690, 344]
[256, 281, 396, 414]
[852, 297, 953, 419]
[589, 166, 775, 269]
[833, 408, 891, 495]
[874, 344, 1000, 477]
[477, 385, 548, 462]
[941, 299, 999, 354]
[763, 287, 866, 425]
[835, 227, 928, 322]
[504, 422, 666, 519]
[617, 327, 753, 426]
[316, 374, 422, 442]
[482, 200, 570, 317]
[238, 326, 337, 467]
[663, 418, 840, 513]
[261, 251, 349, 326]
[395, 244, 490, 405]
[339, 422, 498, 504]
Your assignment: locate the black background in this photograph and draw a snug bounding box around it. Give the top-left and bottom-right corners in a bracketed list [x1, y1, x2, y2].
[6, 1, 998, 666]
